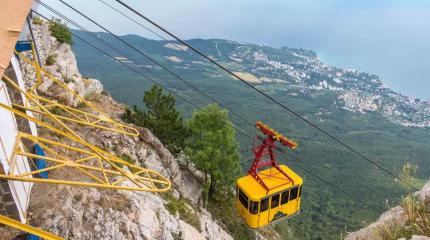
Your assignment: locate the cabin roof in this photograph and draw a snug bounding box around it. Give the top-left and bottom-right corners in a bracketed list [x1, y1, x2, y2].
[237, 165, 303, 200]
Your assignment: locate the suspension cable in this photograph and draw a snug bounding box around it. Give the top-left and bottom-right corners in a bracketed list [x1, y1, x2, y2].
[109, 0, 418, 191]
[54, 0, 258, 132]
[32, 9, 377, 209]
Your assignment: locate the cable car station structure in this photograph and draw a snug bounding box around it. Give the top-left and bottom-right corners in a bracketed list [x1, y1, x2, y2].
[0, 2, 170, 238]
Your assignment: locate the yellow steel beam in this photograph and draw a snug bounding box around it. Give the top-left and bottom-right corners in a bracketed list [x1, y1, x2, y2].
[0, 214, 63, 240]
[0, 117, 170, 192]
[1, 41, 171, 193]
[13, 50, 139, 137]
[1, 75, 143, 187]
[0, 76, 171, 192]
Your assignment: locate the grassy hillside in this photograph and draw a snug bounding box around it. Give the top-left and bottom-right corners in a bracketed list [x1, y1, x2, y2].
[72, 31, 430, 239]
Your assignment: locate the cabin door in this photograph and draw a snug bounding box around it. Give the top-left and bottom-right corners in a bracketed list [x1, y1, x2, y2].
[258, 197, 269, 227]
[268, 193, 281, 222]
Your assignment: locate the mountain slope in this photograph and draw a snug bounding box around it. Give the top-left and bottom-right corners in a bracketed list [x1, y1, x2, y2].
[72, 32, 430, 239]
[20, 21, 235, 240]
[346, 179, 430, 239]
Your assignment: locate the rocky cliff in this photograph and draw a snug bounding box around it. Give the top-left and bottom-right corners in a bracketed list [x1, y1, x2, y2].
[346, 179, 430, 240]
[20, 19, 233, 240]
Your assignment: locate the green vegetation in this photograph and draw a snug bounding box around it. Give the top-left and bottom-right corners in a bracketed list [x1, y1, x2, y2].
[164, 193, 201, 231]
[397, 162, 425, 191]
[123, 85, 188, 157]
[112, 153, 137, 172]
[120, 154, 135, 165]
[73, 34, 430, 239]
[185, 103, 242, 200]
[49, 18, 72, 45]
[45, 54, 56, 66]
[123, 88, 244, 237]
[32, 16, 42, 25]
[378, 163, 428, 239]
[207, 199, 254, 240]
[378, 195, 430, 239]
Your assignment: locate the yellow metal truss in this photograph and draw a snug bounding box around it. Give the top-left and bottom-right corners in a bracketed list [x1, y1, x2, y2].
[0, 59, 171, 192]
[4, 131, 170, 191]
[0, 214, 62, 240]
[13, 50, 139, 137]
[0, 94, 171, 192]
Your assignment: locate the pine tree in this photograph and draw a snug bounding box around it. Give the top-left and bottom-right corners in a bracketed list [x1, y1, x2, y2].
[123, 85, 188, 156]
[185, 103, 242, 200]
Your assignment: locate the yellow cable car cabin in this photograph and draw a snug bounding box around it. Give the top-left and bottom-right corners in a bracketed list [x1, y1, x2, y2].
[235, 121, 303, 229]
[236, 165, 303, 229]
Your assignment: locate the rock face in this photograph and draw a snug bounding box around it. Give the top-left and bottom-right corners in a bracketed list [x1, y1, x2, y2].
[29, 183, 229, 240]
[21, 21, 103, 106]
[346, 179, 430, 240]
[139, 128, 182, 187]
[22, 19, 233, 240]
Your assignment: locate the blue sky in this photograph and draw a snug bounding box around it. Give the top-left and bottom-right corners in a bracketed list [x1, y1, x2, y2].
[39, 0, 430, 99]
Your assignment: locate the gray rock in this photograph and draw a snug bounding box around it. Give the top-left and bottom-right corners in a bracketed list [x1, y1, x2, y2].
[22, 18, 233, 240]
[139, 128, 182, 186]
[346, 178, 430, 240]
[411, 236, 430, 240]
[24, 21, 104, 106]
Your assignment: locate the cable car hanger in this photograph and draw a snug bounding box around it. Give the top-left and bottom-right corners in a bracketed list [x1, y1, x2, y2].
[250, 121, 297, 192]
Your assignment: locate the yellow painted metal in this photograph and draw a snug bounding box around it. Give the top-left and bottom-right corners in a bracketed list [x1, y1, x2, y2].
[238, 165, 302, 200]
[0, 98, 170, 192]
[13, 50, 139, 137]
[0, 72, 170, 192]
[0, 214, 63, 240]
[235, 165, 303, 229]
[2, 132, 170, 192]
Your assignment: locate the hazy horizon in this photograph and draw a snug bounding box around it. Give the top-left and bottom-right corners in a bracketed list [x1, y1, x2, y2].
[39, 0, 430, 99]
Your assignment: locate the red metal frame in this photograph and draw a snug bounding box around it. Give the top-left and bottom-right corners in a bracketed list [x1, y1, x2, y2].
[248, 121, 297, 191]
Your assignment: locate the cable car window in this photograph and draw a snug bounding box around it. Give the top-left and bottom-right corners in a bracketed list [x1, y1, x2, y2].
[271, 194, 280, 209]
[289, 187, 299, 200]
[238, 188, 248, 208]
[249, 201, 259, 214]
[281, 190, 289, 205]
[260, 197, 269, 212]
[299, 186, 303, 197]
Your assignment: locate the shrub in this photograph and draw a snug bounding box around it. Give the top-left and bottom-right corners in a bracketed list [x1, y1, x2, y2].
[378, 220, 411, 240]
[49, 18, 72, 45]
[45, 54, 56, 66]
[378, 195, 430, 239]
[207, 198, 253, 240]
[164, 193, 201, 231]
[32, 16, 42, 25]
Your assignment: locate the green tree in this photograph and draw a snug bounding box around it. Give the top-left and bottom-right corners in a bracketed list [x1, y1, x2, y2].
[185, 103, 241, 200]
[123, 85, 188, 156]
